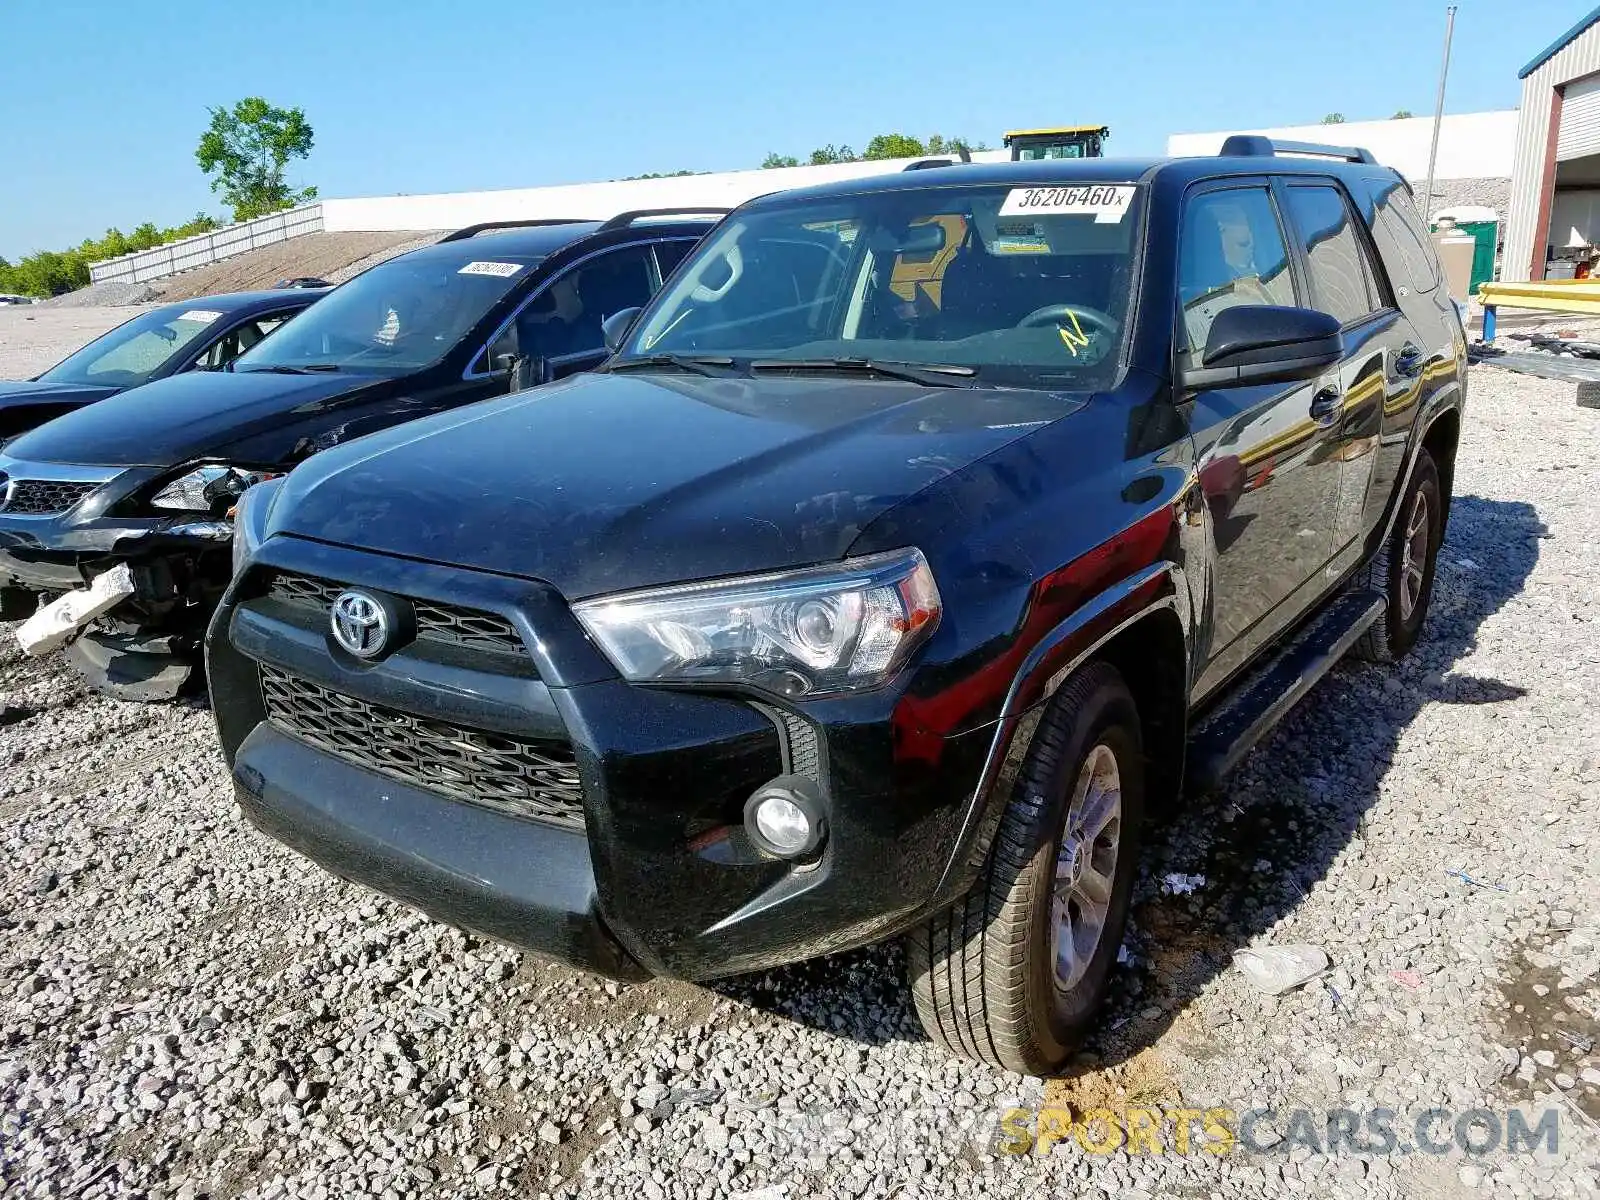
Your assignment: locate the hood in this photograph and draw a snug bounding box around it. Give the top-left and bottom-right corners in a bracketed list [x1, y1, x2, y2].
[0, 378, 122, 411]
[268, 370, 1086, 599]
[4, 370, 393, 468]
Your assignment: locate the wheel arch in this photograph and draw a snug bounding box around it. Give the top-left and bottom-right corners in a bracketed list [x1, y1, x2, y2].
[1365, 388, 1464, 564]
[1420, 404, 1461, 537]
[927, 565, 1193, 910]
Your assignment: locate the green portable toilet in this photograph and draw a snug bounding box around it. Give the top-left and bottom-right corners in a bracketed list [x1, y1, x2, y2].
[1455, 222, 1498, 294]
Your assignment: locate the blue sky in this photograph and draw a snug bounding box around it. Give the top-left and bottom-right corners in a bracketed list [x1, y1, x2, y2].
[0, 0, 1583, 258]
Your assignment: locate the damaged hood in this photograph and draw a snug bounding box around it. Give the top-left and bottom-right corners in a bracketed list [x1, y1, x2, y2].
[268, 370, 1084, 599]
[4, 370, 403, 468]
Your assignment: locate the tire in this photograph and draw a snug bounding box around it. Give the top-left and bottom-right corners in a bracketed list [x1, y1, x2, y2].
[907, 661, 1144, 1075]
[1354, 448, 1442, 663]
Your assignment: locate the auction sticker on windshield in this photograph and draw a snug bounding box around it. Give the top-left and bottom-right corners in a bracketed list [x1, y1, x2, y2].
[177, 310, 224, 324]
[457, 261, 524, 278]
[999, 185, 1136, 224]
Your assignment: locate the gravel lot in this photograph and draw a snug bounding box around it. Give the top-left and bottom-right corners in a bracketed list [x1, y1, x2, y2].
[2, 350, 1598, 1199]
[0, 307, 141, 377]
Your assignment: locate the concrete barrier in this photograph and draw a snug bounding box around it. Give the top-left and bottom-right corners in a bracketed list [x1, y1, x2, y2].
[320, 153, 1010, 233]
[88, 206, 325, 284]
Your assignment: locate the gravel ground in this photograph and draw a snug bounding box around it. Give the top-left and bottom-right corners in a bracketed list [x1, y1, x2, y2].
[38, 283, 163, 310]
[1, 362, 1598, 1200]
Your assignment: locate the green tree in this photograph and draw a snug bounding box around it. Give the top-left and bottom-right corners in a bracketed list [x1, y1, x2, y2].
[808, 144, 858, 165]
[196, 97, 318, 222]
[1392, 109, 1414, 119]
[623, 170, 701, 179]
[762, 153, 800, 169]
[0, 214, 222, 298]
[863, 133, 926, 160]
[1321, 113, 1347, 124]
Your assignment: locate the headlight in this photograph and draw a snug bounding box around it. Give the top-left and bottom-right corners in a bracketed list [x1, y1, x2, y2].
[573, 548, 941, 699]
[151, 464, 277, 513]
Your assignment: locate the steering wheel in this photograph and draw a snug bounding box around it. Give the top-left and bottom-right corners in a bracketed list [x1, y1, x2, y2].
[1017, 304, 1119, 338]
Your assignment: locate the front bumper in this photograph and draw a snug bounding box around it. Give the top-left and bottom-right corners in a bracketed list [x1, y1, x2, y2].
[0, 459, 234, 614]
[209, 535, 998, 982]
[233, 721, 647, 980]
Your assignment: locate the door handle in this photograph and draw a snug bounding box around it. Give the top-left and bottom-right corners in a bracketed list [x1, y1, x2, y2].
[1395, 343, 1425, 377]
[1310, 386, 1343, 423]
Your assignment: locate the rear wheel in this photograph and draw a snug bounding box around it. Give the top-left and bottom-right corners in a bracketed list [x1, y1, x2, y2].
[1355, 449, 1442, 663]
[907, 661, 1144, 1075]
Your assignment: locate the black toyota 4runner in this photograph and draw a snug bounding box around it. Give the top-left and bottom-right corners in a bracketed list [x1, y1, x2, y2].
[210, 139, 1465, 1074]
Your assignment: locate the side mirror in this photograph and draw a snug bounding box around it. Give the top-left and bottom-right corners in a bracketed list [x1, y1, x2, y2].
[602, 307, 642, 354]
[1178, 305, 1344, 391]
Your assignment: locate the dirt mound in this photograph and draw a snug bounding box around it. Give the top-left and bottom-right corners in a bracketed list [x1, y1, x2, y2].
[145, 231, 443, 301]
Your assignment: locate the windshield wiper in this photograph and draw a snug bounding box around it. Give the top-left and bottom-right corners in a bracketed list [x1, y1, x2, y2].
[234, 363, 343, 375]
[747, 358, 981, 387]
[605, 353, 738, 378]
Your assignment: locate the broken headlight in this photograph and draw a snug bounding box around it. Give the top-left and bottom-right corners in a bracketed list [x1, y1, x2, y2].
[572, 548, 941, 700]
[151, 465, 277, 514]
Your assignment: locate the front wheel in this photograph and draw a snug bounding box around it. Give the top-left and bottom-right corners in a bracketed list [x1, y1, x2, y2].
[907, 661, 1144, 1075]
[1354, 448, 1442, 663]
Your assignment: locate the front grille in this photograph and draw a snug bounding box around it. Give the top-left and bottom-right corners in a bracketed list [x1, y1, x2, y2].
[259, 666, 584, 829]
[266, 573, 523, 654]
[2, 479, 98, 516]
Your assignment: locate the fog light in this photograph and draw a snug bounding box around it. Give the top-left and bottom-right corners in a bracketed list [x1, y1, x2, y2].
[743, 777, 826, 859]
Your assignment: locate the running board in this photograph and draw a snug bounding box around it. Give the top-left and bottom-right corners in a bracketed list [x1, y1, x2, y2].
[1185, 591, 1384, 795]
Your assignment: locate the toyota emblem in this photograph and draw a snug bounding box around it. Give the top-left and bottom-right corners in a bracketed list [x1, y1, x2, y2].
[330, 590, 389, 658]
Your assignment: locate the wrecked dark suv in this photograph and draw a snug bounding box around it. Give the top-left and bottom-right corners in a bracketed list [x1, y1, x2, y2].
[210, 140, 1465, 1074]
[0, 213, 718, 697]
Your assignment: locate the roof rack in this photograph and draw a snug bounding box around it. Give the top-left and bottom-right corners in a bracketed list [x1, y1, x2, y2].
[596, 207, 732, 232]
[439, 218, 592, 243]
[1219, 135, 1377, 165]
[902, 147, 973, 171]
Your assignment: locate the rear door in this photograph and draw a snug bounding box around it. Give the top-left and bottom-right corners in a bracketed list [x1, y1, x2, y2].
[1277, 179, 1420, 580]
[1179, 180, 1346, 697]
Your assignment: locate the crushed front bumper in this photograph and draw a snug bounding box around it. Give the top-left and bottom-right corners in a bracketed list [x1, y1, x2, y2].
[209, 535, 998, 982]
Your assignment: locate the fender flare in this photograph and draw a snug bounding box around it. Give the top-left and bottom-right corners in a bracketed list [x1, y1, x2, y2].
[926, 561, 1191, 907]
[1368, 382, 1464, 558]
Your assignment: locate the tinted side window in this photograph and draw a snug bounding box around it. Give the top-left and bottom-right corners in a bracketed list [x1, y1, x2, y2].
[482, 243, 659, 370]
[193, 311, 300, 371]
[1371, 180, 1441, 293]
[1177, 187, 1298, 353]
[653, 239, 696, 278]
[1283, 185, 1380, 326]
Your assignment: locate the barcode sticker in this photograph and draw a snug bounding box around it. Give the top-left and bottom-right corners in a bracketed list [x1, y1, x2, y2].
[177, 309, 224, 324]
[998, 185, 1137, 224]
[458, 261, 524, 278]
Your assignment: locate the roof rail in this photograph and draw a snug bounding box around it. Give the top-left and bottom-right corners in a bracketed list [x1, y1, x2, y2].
[1219, 135, 1378, 165]
[439, 218, 592, 243]
[596, 207, 732, 232]
[902, 147, 974, 171]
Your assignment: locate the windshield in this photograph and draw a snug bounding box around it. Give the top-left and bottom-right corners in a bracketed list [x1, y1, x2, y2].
[234, 251, 540, 373]
[37, 305, 226, 387]
[621, 181, 1143, 388]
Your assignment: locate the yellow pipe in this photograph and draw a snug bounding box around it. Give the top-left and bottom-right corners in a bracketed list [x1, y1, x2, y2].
[1477, 280, 1600, 315]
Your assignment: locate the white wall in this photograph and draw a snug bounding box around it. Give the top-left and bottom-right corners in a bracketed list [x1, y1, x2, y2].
[321, 152, 1011, 233]
[1165, 111, 1517, 182]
